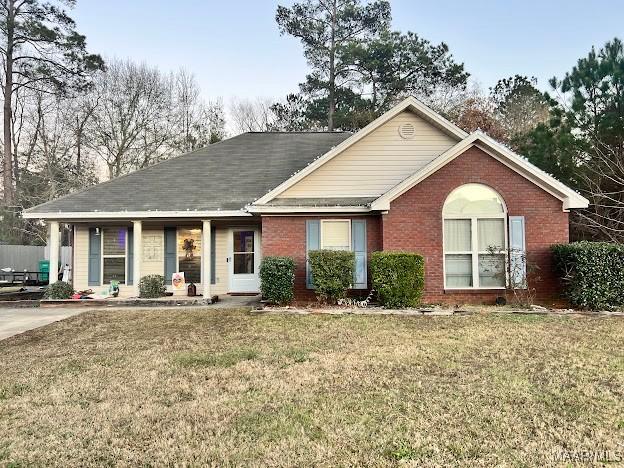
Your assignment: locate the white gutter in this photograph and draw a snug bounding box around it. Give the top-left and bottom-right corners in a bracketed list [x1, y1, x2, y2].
[22, 210, 252, 220]
[246, 205, 371, 214]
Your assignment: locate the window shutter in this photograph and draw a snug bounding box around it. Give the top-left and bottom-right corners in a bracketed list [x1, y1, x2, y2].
[88, 228, 101, 286]
[127, 228, 134, 285]
[211, 226, 216, 285]
[508, 216, 526, 288]
[306, 220, 320, 288]
[164, 227, 177, 284]
[352, 220, 367, 289]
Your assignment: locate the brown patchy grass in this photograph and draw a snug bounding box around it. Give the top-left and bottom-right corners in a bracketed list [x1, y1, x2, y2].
[0, 309, 623, 467]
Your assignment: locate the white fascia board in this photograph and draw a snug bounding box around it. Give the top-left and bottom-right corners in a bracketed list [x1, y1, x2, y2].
[253, 96, 467, 205]
[22, 210, 252, 220]
[246, 205, 371, 214]
[371, 132, 589, 211]
[474, 132, 589, 208]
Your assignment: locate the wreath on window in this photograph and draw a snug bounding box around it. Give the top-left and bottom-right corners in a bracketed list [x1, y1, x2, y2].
[183, 238, 196, 259]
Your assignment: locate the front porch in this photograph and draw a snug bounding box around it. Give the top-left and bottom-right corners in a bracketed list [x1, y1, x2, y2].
[46, 218, 262, 299]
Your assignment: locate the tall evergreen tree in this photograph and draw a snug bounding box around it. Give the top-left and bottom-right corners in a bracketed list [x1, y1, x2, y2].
[343, 30, 468, 115]
[520, 38, 624, 241]
[276, 0, 391, 131]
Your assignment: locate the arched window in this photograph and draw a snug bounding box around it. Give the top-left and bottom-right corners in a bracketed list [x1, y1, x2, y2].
[443, 184, 507, 288]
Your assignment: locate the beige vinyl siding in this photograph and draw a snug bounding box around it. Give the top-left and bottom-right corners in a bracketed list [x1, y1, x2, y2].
[73, 225, 89, 291]
[73, 224, 231, 297]
[278, 111, 458, 198]
[142, 228, 164, 277]
[212, 227, 228, 294]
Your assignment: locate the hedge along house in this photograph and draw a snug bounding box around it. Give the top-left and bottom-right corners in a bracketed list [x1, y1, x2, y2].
[24, 97, 588, 303]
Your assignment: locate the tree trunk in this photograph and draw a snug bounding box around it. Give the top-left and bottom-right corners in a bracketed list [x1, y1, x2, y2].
[327, 0, 337, 132]
[2, 0, 15, 205]
[76, 116, 82, 173]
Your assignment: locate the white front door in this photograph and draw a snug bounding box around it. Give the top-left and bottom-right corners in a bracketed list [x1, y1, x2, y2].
[228, 228, 261, 293]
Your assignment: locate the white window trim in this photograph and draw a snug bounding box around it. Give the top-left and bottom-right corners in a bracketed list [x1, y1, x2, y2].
[231, 228, 257, 275]
[320, 219, 352, 251]
[100, 227, 128, 286]
[443, 200, 509, 290]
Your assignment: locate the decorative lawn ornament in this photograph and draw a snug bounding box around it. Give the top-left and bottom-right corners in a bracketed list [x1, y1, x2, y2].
[337, 289, 375, 308]
[172, 272, 185, 292]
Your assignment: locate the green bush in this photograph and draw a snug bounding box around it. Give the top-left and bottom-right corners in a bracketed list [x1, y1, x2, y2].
[259, 256, 295, 305]
[44, 281, 74, 299]
[370, 252, 425, 308]
[139, 274, 166, 298]
[552, 241, 624, 309]
[309, 250, 355, 303]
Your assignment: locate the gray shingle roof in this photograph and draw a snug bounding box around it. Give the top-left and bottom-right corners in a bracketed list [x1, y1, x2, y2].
[26, 132, 352, 214]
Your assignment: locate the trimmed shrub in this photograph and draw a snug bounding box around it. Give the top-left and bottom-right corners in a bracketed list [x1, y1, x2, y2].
[552, 241, 624, 309]
[309, 250, 355, 303]
[139, 274, 166, 298]
[370, 252, 425, 308]
[44, 281, 74, 299]
[260, 256, 295, 305]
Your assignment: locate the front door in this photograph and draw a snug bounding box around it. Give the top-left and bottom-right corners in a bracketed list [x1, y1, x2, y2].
[229, 229, 260, 293]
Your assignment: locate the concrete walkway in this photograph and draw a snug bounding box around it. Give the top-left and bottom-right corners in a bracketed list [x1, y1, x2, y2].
[0, 307, 84, 340]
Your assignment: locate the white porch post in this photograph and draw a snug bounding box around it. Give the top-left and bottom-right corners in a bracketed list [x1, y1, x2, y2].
[202, 219, 211, 301]
[133, 220, 142, 297]
[48, 220, 60, 285]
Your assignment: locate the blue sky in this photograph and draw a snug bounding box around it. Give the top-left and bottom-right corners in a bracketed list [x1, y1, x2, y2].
[73, 0, 623, 101]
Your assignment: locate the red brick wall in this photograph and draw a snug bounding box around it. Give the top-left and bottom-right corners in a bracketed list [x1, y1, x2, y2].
[382, 146, 569, 304]
[261, 215, 382, 301]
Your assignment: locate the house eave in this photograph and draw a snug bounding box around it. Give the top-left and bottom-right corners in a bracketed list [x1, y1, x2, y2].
[21, 210, 253, 220]
[247, 205, 372, 214]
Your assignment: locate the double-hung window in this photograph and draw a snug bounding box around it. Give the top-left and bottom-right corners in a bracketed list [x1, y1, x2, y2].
[443, 184, 507, 289]
[321, 220, 351, 251]
[306, 219, 367, 289]
[102, 227, 127, 284]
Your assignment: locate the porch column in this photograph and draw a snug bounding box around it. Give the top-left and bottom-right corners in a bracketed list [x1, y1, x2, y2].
[202, 219, 211, 301]
[132, 220, 142, 297]
[48, 221, 60, 285]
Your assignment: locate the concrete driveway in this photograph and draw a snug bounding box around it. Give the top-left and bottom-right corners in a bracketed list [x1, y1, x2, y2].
[0, 307, 83, 340]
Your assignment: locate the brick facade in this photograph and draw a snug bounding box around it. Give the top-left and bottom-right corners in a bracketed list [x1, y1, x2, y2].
[261, 215, 382, 301]
[261, 146, 569, 305]
[381, 146, 568, 304]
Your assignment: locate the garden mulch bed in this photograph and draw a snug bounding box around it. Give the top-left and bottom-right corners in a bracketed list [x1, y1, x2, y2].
[258, 304, 624, 317]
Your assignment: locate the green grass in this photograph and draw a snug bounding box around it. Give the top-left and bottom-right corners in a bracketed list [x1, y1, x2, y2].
[0, 308, 622, 466]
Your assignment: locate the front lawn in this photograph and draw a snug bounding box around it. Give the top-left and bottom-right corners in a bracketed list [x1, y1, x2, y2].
[0, 309, 623, 466]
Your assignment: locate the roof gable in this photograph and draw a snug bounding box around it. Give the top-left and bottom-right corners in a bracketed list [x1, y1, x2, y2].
[371, 131, 589, 210]
[254, 96, 467, 204]
[275, 110, 459, 198]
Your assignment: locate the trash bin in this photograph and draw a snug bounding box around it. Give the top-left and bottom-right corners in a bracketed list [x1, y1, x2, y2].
[39, 260, 50, 282]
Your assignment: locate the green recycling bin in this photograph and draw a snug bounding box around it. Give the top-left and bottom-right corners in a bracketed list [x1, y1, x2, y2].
[39, 260, 50, 282]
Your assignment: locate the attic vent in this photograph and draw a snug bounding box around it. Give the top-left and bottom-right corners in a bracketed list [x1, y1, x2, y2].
[398, 122, 415, 139]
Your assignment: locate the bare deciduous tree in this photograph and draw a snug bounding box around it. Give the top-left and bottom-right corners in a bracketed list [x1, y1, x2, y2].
[85, 59, 174, 179]
[171, 69, 225, 151]
[229, 97, 276, 134]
